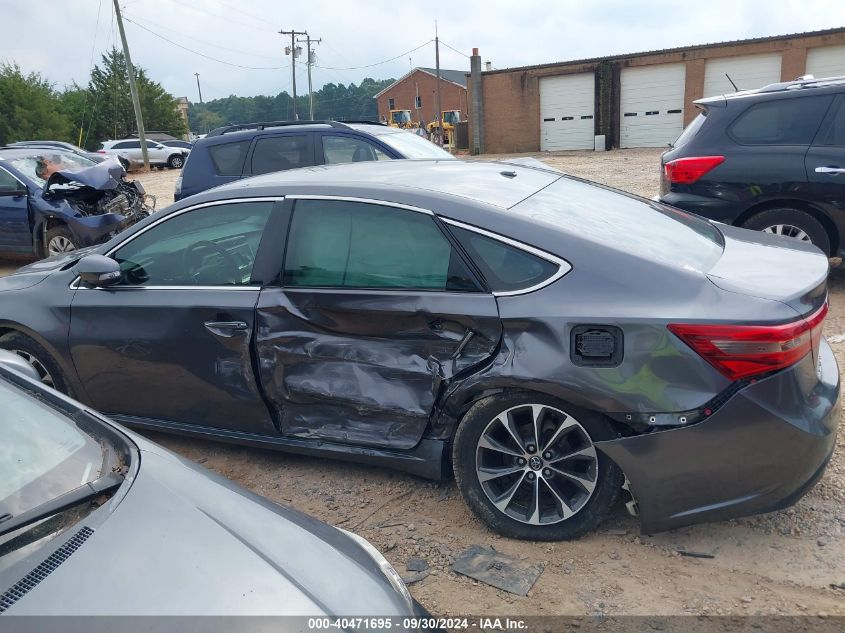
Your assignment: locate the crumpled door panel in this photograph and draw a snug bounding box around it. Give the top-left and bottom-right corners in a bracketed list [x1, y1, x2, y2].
[255, 289, 502, 449]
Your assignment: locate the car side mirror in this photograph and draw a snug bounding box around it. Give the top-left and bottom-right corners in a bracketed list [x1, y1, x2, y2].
[76, 254, 122, 287]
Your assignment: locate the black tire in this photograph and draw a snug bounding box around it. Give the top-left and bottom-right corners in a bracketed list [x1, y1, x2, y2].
[44, 225, 79, 258]
[741, 207, 831, 255]
[0, 331, 72, 395]
[167, 154, 185, 169]
[452, 392, 624, 541]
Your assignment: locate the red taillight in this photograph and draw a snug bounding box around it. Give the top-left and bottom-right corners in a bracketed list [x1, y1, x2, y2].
[97, 149, 106, 153]
[668, 303, 827, 380]
[664, 156, 725, 184]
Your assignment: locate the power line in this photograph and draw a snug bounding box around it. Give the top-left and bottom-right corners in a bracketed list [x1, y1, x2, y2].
[125, 12, 281, 60]
[123, 18, 286, 70]
[175, 0, 271, 33]
[439, 39, 471, 59]
[314, 40, 434, 70]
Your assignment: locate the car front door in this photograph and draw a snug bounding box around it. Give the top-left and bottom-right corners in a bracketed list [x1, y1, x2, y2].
[806, 94, 845, 242]
[68, 198, 284, 434]
[254, 196, 502, 450]
[0, 167, 32, 254]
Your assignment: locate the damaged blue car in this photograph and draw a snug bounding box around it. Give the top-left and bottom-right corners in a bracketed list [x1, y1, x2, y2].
[0, 148, 154, 258]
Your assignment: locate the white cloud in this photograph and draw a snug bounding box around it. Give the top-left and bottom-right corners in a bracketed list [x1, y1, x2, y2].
[5, 0, 845, 101]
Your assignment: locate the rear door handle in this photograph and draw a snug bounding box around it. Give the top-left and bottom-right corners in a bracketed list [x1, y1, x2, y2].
[815, 166, 845, 175]
[204, 320, 248, 337]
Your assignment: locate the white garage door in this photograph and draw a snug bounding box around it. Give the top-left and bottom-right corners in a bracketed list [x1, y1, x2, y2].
[806, 45, 845, 79]
[620, 63, 686, 148]
[540, 73, 595, 151]
[703, 53, 782, 98]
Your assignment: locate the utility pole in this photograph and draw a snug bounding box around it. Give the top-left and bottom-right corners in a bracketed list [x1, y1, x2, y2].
[194, 72, 203, 104]
[280, 29, 306, 120]
[112, 0, 149, 170]
[298, 34, 321, 120]
[434, 21, 443, 147]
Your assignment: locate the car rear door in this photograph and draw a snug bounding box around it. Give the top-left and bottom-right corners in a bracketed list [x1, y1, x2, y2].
[68, 198, 285, 435]
[254, 196, 502, 450]
[805, 94, 845, 245]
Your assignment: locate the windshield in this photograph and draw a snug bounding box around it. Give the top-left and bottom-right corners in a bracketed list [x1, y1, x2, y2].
[8, 152, 96, 187]
[443, 111, 460, 125]
[512, 177, 724, 272]
[391, 111, 411, 124]
[0, 378, 104, 520]
[376, 131, 455, 159]
[672, 111, 707, 149]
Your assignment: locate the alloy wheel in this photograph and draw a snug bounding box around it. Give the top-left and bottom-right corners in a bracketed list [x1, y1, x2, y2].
[475, 404, 598, 525]
[9, 349, 55, 387]
[761, 224, 812, 242]
[48, 236, 76, 256]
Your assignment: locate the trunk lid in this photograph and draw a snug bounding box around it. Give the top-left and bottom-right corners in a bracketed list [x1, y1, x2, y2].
[706, 223, 828, 318]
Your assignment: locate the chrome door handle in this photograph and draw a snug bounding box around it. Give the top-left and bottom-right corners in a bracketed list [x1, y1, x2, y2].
[204, 320, 248, 337]
[815, 166, 845, 175]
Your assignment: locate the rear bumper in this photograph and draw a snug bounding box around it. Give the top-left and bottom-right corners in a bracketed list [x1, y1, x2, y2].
[658, 192, 743, 224]
[596, 337, 840, 534]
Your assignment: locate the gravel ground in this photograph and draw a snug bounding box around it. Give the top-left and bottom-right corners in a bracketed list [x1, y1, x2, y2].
[1, 150, 843, 617]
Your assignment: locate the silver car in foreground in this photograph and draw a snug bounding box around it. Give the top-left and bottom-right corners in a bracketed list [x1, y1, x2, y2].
[0, 352, 422, 620]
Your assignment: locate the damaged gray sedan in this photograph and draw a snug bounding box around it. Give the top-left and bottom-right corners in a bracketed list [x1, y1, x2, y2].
[0, 159, 839, 540]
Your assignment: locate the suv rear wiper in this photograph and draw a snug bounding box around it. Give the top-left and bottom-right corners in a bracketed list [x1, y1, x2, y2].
[0, 472, 123, 538]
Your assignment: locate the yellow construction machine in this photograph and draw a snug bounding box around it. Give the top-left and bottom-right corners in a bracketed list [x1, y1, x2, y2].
[427, 110, 462, 144]
[387, 110, 415, 129]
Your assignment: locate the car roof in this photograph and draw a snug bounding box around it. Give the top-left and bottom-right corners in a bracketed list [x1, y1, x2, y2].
[696, 74, 845, 106]
[198, 121, 394, 145]
[0, 147, 80, 160]
[206, 158, 561, 210]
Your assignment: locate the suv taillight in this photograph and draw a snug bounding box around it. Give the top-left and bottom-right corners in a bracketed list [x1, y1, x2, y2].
[664, 156, 725, 184]
[668, 303, 827, 380]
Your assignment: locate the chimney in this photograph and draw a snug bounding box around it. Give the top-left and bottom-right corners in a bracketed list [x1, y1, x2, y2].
[470, 49, 485, 155]
[484, 61, 492, 72]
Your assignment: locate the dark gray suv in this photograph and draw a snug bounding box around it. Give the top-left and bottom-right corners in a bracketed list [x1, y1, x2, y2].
[175, 120, 453, 201]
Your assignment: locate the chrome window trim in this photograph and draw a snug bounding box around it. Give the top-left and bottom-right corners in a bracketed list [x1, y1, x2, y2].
[287, 194, 434, 215]
[72, 196, 283, 291]
[440, 217, 572, 297]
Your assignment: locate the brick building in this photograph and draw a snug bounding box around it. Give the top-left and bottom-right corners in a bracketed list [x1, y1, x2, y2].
[468, 28, 845, 153]
[374, 67, 468, 126]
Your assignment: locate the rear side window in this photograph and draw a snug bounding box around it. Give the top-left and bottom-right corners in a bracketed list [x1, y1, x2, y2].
[817, 98, 845, 146]
[208, 141, 249, 176]
[112, 141, 137, 149]
[283, 199, 479, 291]
[251, 135, 310, 175]
[730, 96, 832, 145]
[449, 225, 559, 293]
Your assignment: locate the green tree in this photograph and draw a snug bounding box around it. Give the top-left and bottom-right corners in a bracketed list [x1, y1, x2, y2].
[80, 49, 186, 147]
[0, 63, 73, 145]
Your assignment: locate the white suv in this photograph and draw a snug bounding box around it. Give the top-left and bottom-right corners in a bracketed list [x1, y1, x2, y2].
[98, 139, 188, 169]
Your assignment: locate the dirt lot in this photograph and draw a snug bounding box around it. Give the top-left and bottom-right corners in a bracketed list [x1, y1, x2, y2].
[1, 149, 843, 617]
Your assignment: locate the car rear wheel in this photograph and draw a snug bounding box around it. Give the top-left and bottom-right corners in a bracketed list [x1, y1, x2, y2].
[45, 225, 79, 257]
[167, 154, 185, 169]
[0, 331, 71, 394]
[452, 393, 623, 540]
[742, 208, 831, 255]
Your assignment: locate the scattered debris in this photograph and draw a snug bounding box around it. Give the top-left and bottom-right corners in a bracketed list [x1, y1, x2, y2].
[452, 545, 544, 596]
[400, 570, 430, 584]
[827, 333, 845, 344]
[603, 528, 628, 536]
[196, 457, 208, 464]
[407, 557, 429, 572]
[830, 583, 845, 590]
[677, 549, 715, 559]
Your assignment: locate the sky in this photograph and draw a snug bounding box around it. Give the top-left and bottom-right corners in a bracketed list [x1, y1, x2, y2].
[5, 0, 845, 102]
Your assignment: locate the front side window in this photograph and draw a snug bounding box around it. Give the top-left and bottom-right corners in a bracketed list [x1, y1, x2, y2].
[251, 135, 310, 175]
[321, 135, 390, 164]
[208, 140, 250, 176]
[730, 96, 833, 145]
[283, 199, 479, 291]
[375, 131, 454, 159]
[449, 225, 560, 293]
[113, 201, 273, 286]
[0, 167, 22, 193]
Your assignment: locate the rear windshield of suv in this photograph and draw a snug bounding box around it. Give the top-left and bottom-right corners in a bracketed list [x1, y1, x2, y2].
[730, 95, 833, 145]
[672, 111, 706, 149]
[512, 177, 724, 272]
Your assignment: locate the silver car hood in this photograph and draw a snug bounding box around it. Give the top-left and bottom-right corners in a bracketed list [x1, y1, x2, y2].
[9, 435, 410, 616]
